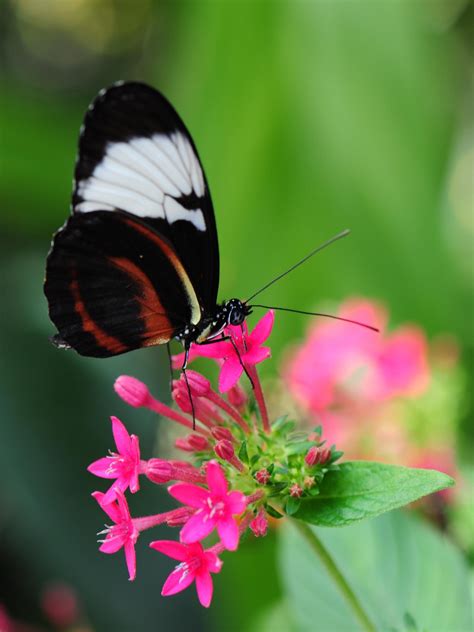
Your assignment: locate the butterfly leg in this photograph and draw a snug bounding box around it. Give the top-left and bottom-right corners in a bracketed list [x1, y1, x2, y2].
[166, 342, 174, 392]
[181, 343, 196, 430]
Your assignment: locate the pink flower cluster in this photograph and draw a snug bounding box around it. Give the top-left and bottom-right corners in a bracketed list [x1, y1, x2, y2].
[284, 297, 459, 499]
[286, 298, 429, 412]
[89, 311, 339, 607]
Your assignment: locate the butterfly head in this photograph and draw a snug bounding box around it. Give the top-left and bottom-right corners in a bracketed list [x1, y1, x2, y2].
[224, 298, 252, 327]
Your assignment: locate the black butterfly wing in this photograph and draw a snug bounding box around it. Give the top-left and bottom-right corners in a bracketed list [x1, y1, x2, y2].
[72, 81, 219, 311]
[45, 211, 202, 357]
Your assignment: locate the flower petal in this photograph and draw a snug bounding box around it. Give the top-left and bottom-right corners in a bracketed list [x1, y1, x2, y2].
[204, 551, 223, 574]
[245, 346, 271, 366]
[216, 516, 240, 551]
[92, 491, 120, 523]
[206, 461, 228, 496]
[226, 490, 247, 514]
[218, 357, 243, 392]
[124, 540, 136, 581]
[111, 416, 131, 455]
[149, 540, 190, 561]
[195, 571, 213, 608]
[168, 483, 209, 508]
[249, 310, 274, 345]
[87, 457, 118, 479]
[161, 567, 195, 596]
[101, 483, 123, 505]
[180, 512, 215, 543]
[115, 489, 132, 522]
[129, 435, 141, 493]
[99, 533, 125, 554]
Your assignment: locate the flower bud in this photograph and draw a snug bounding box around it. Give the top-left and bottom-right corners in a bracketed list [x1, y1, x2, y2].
[289, 483, 303, 498]
[186, 370, 211, 396]
[145, 458, 174, 484]
[214, 439, 235, 462]
[305, 446, 331, 467]
[211, 426, 235, 443]
[304, 475, 316, 489]
[250, 508, 268, 537]
[255, 468, 271, 485]
[41, 583, 79, 628]
[114, 375, 150, 407]
[165, 506, 195, 527]
[227, 384, 248, 410]
[188, 433, 210, 451]
[172, 383, 192, 413]
[175, 437, 195, 452]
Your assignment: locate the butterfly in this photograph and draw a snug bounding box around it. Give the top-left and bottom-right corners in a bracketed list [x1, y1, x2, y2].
[44, 81, 372, 376]
[44, 81, 254, 369]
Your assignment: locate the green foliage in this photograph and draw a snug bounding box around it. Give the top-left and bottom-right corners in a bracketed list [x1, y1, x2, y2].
[279, 510, 472, 631]
[293, 461, 454, 526]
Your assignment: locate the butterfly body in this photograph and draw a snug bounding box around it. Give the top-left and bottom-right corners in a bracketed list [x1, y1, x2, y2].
[44, 81, 251, 361]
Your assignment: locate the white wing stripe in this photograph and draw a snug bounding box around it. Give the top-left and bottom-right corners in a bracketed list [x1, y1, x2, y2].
[93, 159, 166, 203]
[132, 137, 191, 194]
[75, 131, 207, 228]
[164, 196, 206, 231]
[152, 135, 189, 183]
[107, 143, 181, 197]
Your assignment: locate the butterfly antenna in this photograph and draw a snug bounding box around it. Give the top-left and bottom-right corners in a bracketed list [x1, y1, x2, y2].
[245, 229, 351, 303]
[251, 304, 379, 332]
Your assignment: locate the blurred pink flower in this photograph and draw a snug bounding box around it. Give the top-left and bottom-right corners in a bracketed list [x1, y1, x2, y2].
[150, 540, 222, 608]
[168, 460, 247, 551]
[88, 416, 140, 504]
[285, 298, 429, 413]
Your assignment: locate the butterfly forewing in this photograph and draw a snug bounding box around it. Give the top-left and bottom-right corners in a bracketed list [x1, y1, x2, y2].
[45, 82, 220, 358]
[45, 211, 202, 357]
[73, 81, 219, 309]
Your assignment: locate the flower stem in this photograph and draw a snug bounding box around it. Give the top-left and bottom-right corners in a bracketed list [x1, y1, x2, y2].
[291, 519, 376, 632]
[248, 366, 270, 433]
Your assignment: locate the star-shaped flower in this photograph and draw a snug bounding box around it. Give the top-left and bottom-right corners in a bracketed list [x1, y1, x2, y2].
[92, 489, 138, 581]
[88, 417, 140, 504]
[168, 461, 247, 551]
[173, 310, 274, 392]
[150, 540, 222, 608]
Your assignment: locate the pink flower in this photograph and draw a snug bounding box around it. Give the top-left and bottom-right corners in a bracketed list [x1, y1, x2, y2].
[92, 489, 138, 581]
[285, 298, 429, 412]
[168, 461, 247, 550]
[173, 311, 274, 392]
[150, 540, 222, 608]
[88, 417, 140, 504]
[250, 508, 268, 537]
[41, 583, 79, 628]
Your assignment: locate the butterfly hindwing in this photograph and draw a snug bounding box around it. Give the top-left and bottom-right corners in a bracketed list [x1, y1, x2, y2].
[72, 81, 219, 311]
[45, 211, 201, 357]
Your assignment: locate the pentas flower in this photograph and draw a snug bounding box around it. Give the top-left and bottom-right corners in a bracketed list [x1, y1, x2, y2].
[93, 488, 194, 581]
[88, 416, 140, 504]
[93, 489, 138, 581]
[169, 461, 247, 551]
[150, 541, 223, 608]
[173, 310, 274, 392]
[90, 310, 344, 607]
[285, 298, 429, 413]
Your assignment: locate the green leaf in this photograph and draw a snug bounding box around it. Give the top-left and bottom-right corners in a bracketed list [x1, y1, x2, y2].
[238, 440, 249, 464]
[293, 461, 454, 526]
[271, 415, 288, 431]
[266, 504, 284, 519]
[285, 496, 301, 516]
[279, 511, 472, 631]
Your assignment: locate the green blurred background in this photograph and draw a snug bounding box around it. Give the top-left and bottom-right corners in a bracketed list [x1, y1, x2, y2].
[0, 1, 472, 631]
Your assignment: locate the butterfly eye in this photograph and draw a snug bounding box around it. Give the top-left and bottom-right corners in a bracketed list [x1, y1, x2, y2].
[229, 305, 245, 326]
